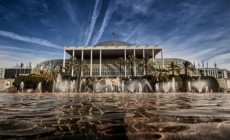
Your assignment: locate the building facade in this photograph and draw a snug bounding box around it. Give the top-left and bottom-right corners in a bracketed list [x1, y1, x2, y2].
[198, 68, 228, 79]
[0, 68, 4, 79]
[4, 68, 32, 79]
[34, 41, 199, 77]
[63, 40, 164, 77]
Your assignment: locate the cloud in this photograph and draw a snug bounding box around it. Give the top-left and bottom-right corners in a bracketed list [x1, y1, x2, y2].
[92, 1, 118, 45]
[119, 0, 154, 15]
[62, 0, 81, 28]
[0, 30, 62, 49]
[84, 0, 102, 46]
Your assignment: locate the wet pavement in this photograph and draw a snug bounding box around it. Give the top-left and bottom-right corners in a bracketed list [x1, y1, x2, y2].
[0, 92, 230, 139]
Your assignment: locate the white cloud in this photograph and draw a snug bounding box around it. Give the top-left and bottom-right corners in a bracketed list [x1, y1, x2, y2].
[92, 1, 118, 45]
[84, 0, 102, 46]
[0, 30, 62, 49]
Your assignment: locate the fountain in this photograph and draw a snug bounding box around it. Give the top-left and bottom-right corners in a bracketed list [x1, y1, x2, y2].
[53, 72, 214, 94]
[95, 78, 113, 93]
[172, 77, 176, 92]
[137, 83, 142, 93]
[20, 81, 24, 92]
[37, 82, 42, 93]
[192, 80, 208, 93]
[79, 79, 86, 93]
[155, 83, 159, 92]
[205, 86, 209, 93]
[188, 81, 191, 92]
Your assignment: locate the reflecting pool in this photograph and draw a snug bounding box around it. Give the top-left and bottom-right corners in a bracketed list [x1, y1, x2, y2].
[0, 92, 230, 139]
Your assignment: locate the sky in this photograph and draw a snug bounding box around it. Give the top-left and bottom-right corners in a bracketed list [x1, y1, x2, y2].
[0, 0, 230, 69]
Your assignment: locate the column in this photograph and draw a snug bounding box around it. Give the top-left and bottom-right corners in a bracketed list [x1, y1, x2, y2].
[134, 49, 136, 76]
[161, 49, 164, 68]
[143, 49, 146, 75]
[125, 49, 127, 78]
[81, 50, 84, 77]
[100, 49, 102, 76]
[71, 50, 75, 76]
[63, 49, 66, 68]
[152, 49, 155, 61]
[90, 49, 93, 76]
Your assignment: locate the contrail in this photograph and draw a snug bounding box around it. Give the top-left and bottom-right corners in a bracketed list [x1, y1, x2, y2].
[0, 30, 62, 49]
[92, 1, 118, 45]
[62, 0, 81, 28]
[84, 0, 102, 46]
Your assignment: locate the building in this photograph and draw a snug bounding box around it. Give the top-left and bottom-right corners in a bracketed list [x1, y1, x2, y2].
[34, 40, 198, 77]
[3, 67, 32, 79]
[63, 40, 164, 77]
[198, 68, 228, 79]
[0, 68, 4, 79]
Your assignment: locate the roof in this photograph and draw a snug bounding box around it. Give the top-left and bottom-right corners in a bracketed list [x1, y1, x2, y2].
[95, 40, 131, 46]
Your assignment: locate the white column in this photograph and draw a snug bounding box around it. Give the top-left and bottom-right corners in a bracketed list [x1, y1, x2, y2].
[90, 49, 93, 76]
[143, 49, 146, 75]
[81, 50, 84, 77]
[161, 49, 164, 68]
[100, 49, 102, 76]
[71, 50, 75, 76]
[63, 49, 66, 68]
[125, 49, 127, 78]
[134, 49, 136, 76]
[152, 49, 155, 61]
[63, 49, 66, 74]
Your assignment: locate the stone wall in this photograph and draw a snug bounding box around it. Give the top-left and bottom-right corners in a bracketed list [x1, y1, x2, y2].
[0, 79, 15, 92]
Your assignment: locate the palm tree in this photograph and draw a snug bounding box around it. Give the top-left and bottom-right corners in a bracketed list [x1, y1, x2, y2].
[68, 56, 79, 76]
[151, 65, 168, 92]
[32, 70, 50, 82]
[168, 61, 181, 77]
[49, 69, 59, 93]
[116, 57, 126, 77]
[154, 66, 169, 83]
[138, 56, 155, 75]
[126, 55, 139, 78]
[181, 60, 196, 92]
[76, 59, 89, 92]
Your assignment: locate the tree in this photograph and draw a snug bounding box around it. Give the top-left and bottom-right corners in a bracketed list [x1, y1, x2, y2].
[116, 57, 126, 77]
[76, 59, 89, 92]
[153, 67, 169, 83]
[68, 56, 79, 76]
[167, 61, 181, 77]
[13, 75, 43, 91]
[31, 70, 55, 92]
[181, 60, 196, 92]
[151, 65, 169, 92]
[138, 56, 155, 75]
[126, 55, 139, 78]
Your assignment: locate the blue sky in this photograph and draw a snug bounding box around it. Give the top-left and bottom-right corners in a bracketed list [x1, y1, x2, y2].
[0, 0, 230, 69]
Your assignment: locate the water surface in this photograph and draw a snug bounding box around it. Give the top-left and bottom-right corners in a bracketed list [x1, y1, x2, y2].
[0, 92, 230, 139]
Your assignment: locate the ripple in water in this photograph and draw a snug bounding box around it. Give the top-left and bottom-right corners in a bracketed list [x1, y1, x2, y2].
[0, 93, 230, 139]
[0, 120, 55, 138]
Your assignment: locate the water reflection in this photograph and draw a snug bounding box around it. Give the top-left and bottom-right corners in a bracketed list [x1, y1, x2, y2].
[0, 93, 230, 139]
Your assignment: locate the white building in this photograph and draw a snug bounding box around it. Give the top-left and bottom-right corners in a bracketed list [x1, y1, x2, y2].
[63, 40, 164, 77]
[0, 68, 5, 79]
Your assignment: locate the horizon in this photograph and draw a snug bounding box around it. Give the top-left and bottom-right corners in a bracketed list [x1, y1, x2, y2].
[0, 0, 230, 69]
